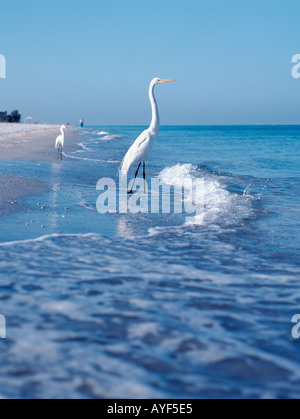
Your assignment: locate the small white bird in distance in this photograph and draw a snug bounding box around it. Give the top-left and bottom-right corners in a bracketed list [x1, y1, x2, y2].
[55, 125, 66, 160]
[120, 78, 175, 194]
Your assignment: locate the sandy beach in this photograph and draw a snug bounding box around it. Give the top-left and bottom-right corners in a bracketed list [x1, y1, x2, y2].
[0, 123, 78, 161]
[0, 123, 81, 216]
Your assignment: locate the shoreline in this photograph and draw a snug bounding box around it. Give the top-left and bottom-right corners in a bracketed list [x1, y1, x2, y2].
[0, 123, 83, 217]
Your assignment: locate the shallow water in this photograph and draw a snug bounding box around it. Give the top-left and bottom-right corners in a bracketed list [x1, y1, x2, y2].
[0, 126, 299, 398]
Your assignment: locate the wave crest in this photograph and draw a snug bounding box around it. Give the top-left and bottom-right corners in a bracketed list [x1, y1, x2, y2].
[158, 164, 255, 227]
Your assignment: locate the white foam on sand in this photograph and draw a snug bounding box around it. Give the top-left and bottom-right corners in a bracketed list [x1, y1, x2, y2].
[100, 134, 122, 141]
[97, 131, 109, 135]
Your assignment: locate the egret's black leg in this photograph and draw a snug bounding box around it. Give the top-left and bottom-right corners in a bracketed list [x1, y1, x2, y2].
[143, 162, 146, 194]
[128, 163, 141, 194]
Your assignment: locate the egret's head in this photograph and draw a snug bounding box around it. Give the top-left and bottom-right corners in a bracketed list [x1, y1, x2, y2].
[61, 125, 66, 130]
[152, 78, 175, 85]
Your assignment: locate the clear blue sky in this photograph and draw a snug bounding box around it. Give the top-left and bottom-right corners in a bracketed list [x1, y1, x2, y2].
[0, 0, 299, 125]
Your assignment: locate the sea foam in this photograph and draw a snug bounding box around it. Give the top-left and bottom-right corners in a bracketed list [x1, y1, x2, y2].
[158, 164, 254, 227]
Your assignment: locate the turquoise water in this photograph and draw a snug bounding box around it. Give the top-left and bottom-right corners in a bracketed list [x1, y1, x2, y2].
[0, 126, 299, 398]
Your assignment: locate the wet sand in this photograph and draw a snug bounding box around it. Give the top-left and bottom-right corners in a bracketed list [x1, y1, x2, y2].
[0, 174, 46, 216]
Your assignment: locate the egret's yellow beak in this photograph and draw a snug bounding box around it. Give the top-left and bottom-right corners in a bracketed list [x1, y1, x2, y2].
[160, 79, 175, 83]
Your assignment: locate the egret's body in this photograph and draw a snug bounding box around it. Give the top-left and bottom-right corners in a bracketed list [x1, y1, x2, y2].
[120, 78, 174, 193]
[55, 125, 66, 160]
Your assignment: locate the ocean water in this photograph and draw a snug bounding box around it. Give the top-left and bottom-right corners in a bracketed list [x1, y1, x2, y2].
[0, 125, 300, 399]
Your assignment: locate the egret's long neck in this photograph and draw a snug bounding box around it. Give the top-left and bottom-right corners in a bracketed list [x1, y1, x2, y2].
[149, 83, 160, 132]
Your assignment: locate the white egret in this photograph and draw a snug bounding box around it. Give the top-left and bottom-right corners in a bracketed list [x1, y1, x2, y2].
[120, 78, 175, 194]
[55, 125, 66, 160]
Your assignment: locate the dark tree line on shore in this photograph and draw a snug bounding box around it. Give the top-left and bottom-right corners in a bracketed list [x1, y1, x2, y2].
[0, 110, 21, 123]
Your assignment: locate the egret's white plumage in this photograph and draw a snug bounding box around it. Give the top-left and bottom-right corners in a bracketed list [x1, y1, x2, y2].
[120, 78, 174, 184]
[55, 125, 66, 160]
[55, 125, 66, 149]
